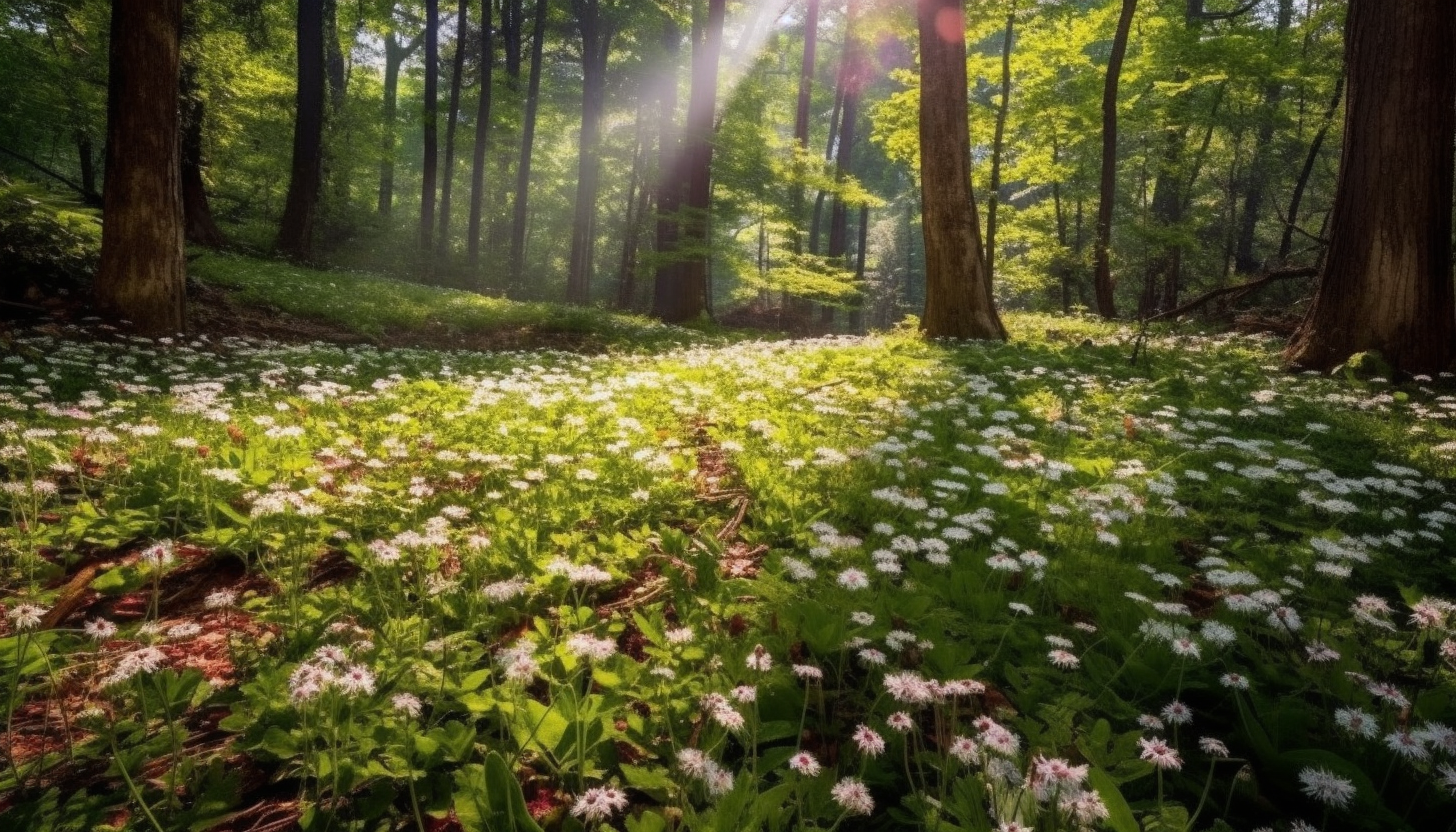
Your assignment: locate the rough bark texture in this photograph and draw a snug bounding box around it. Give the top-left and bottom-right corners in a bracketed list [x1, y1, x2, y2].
[651, 21, 682, 316]
[1093, 0, 1137, 319]
[276, 0, 325, 261]
[466, 0, 493, 271]
[95, 0, 186, 336]
[653, 0, 724, 323]
[508, 0, 547, 288]
[565, 0, 613, 305]
[1284, 0, 1455, 374]
[916, 0, 1005, 340]
[420, 0, 440, 255]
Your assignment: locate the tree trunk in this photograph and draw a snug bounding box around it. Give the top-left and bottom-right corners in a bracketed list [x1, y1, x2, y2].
[1232, 0, 1292, 273]
[324, 0, 347, 115]
[916, 0, 1005, 340]
[985, 8, 1014, 284]
[437, 0, 468, 266]
[566, 0, 613, 305]
[420, 0, 440, 258]
[180, 63, 225, 248]
[1093, 0, 1137, 319]
[616, 99, 649, 309]
[790, 0, 819, 257]
[503, 0, 523, 82]
[651, 20, 682, 316]
[276, 0, 326, 260]
[1279, 75, 1343, 262]
[508, 0, 547, 288]
[849, 203, 868, 331]
[96, 0, 186, 335]
[1284, 0, 1455, 374]
[824, 4, 866, 329]
[654, 0, 724, 322]
[466, 0, 493, 273]
[378, 29, 423, 215]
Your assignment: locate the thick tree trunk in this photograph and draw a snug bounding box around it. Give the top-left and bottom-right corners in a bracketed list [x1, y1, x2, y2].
[615, 100, 649, 310]
[96, 0, 186, 335]
[985, 9, 1014, 284]
[180, 64, 225, 248]
[437, 0, 469, 266]
[566, 0, 613, 305]
[1093, 0, 1137, 319]
[654, 0, 724, 322]
[276, 0, 326, 260]
[466, 0, 493, 272]
[1279, 75, 1343, 262]
[652, 21, 682, 316]
[1233, 0, 1292, 273]
[1284, 0, 1455, 374]
[916, 0, 1005, 340]
[508, 0, 547, 288]
[420, 0, 440, 257]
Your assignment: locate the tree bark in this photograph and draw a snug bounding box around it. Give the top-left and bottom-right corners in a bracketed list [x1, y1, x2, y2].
[378, 28, 423, 215]
[180, 63, 225, 248]
[420, 0, 440, 258]
[276, 0, 326, 261]
[1232, 0, 1292, 273]
[1284, 0, 1455, 374]
[985, 8, 1014, 284]
[508, 0, 548, 288]
[503, 0, 523, 82]
[95, 0, 186, 335]
[1278, 74, 1343, 262]
[616, 98, 649, 310]
[437, 0, 469, 266]
[566, 0, 614, 305]
[466, 0, 494, 272]
[1092, 0, 1137, 319]
[653, 0, 724, 322]
[916, 0, 1005, 340]
[323, 0, 347, 116]
[651, 20, 682, 315]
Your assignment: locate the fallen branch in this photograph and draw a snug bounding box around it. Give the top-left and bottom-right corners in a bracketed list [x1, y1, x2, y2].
[0, 145, 101, 205]
[1146, 266, 1317, 323]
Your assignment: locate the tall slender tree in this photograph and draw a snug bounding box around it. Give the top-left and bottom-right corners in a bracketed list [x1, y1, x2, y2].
[1092, 0, 1137, 319]
[276, 0, 326, 260]
[916, 0, 1005, 339]
[95, 0, 186, 335]
[420, 0, 440, 257]
[984, 4, 1014, 284]
[565, 0, 615, 305]
[508, 0, 548, 288]
[378, 23, 424, 215]
[1284, 0, 1454, 373]
[466, 0, 494, 272]
[437, 0, 468, 264]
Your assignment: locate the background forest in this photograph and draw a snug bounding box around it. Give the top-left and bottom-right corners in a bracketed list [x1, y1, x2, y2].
[0, 0, 1344, 328]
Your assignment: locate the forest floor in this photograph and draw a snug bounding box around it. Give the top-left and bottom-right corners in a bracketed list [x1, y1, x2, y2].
[2, 256, 1456, 832]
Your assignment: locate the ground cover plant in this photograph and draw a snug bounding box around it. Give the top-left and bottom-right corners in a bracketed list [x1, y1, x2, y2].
[1, 311, 1455, 832]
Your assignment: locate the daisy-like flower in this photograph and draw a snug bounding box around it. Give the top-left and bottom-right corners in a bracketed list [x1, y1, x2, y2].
[948, 736, 978, 764]
[792, 664, 824, 681]
[1219, 673, 1250, 690]
[391, 693, 423, 718]
[837, 568, 870, 590]
[1333, 707, 1378, 739]
[883, 671, 937, 704]
[570, 786, 629, 823]
[830, 777, 874, 816]
[337, 664, 376, 697]
[1160, 701, 1193, 725]
[886, 712, 916, 733]
[1138, 737, 1182, 770]
[980, 725, 1022, 757]
[1198, 737, 1229, 757]
[788, 751, 822, 776]
[1047, 649, 1080, 669]
[858, 647, 888, 666]
[1008, 602, 1034, 616]
[566, 633, 617, 662]
[745, 644, 773, 672]
[1137, 714, 1165, 731]
[678, 748, 711, 778]
[1367, 681, 1410, 709]
[1385, 730, 1429, 761]
[1437, 763, 1456, 796]
[664, 626, 694, 645]
[139, 540, 176, 569]
[204, 589, 237, 610]
[997, 824, 1033, 832]
[1298, 766, 1355, 808]
[852, 724, 886, 757]
[8, 603, 47, 631]
[731, 685, 756, 703]
[83, 617, 117, 641]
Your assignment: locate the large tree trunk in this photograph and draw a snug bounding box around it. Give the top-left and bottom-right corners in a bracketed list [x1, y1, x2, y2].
[276, 0, 326, 260]
[651, 20, 682, 316]
[96, 0, 186, 335]
[1092, 0, 1137, 319]
[420, 0, 440, 258]
[1284, 0, 1455, 374]
[565, 0, 613, 305]
[1232, 0, 1292, 273]
[466, 0, 493, 272]
[437, 0, 469, 267]
[916, 0, 1005, 340]
[180, 63, 225, 248]
[985, 8, 1014, 284]
[508, 0, 548, 289]
[653, 0, 724, 322]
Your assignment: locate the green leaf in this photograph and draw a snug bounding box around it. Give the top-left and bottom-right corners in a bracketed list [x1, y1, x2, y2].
[1087, 767, 1138, 832]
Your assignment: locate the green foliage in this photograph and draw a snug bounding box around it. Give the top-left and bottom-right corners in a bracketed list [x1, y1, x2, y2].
[0, 180, 101, 297]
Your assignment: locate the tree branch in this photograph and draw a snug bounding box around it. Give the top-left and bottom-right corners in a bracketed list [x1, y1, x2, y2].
[1146, 266, 1317, 322]
[0, 144, 101, 205]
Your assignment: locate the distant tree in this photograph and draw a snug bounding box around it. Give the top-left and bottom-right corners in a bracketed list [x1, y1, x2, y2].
[378, 16, 424, 215]
[915, 0, 1005, 339]
[466, 0, 494, 271]
[437, 0, 468, 263]
[508, 0, 547, 288]
[95, 0, 186, 335]
[1285, 0, 1455, 373]
[276, 0, 326, 260]
[1091, 0, 1136, 319]
[565, 0, 616, 305]
[420, 0, 440, 258]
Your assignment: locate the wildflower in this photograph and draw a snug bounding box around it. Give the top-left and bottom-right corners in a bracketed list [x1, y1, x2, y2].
[570, 787, 629, 823]
[104, 646, 169, 687]
[850, 611, 876, 626]
[1160, 701, 1193, 725]
[1385, 731, 1429, 761]
[1047, 649, 1080, 669]
[1219, 673, 1250, 690]
[482, 578, 530, 602]
[836, 568, 870, 590]
[566, 634, 617, 662]
[167, 622, 202, 639]
[1028, 756, 1089, 802]
[1137, 737, 1182, 770]
[8, 604, 46, 631]
[1137, 714, 1165, 732]
[857, 648, 888, 666]
[665, 626, 694, 645]
[677, 748, 711, 778]
[1437, 763, 1456, 796]
[337, 664, 376, 697]
[745, 644, 772, 672]
[852, 724, 886, 757]
[139, 540, 176, 568]
[1298, 767, 1356, 808]
[788, 752, 821, 776]
[392, 693, 423, 717]
[1199, 737, 1229, 757]
[1008, 602, 1034, 616]
[883, 671, 936, 704]
[84, 617, 117, 641]
[1367, 681, 1410, 709]
[886, 712, 916, 733]
[205, 589, 237, 610]
[980, 725, 1022, 757]
[1266, 605, 1303, 633]
[1304, 642, 1340, 663]
[1334, 708, 1378, 739]
[792, 664, 824, 681]
[1170, 638, 1202, 659]
[948, 736, 978, 764]
[830, 777, 874, 816]
[731, 685, 756, 703]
